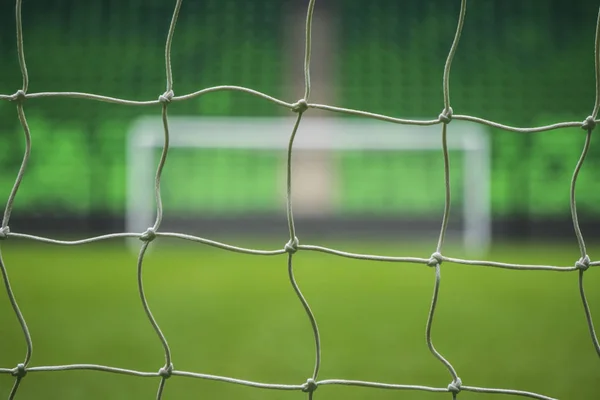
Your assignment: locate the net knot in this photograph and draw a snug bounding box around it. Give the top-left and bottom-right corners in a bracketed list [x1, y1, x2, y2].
[581, 116, 596, 131]
[439, 106, 453, 124]
[158, 363, 173, 379]
[0, 226, 9, 240]
[447, 377, 462, 394]
[575, 254, 590, 271]
[140, 227, 157, 242]
[302, 378, 318, 393]
[292, 99, 308, 113]
[11, 363, 27, 378]
[10, 90, 26, 102]
[159, 90, 174, 104]
[427, 252, 443, 267]
[285, 236, 299, 254]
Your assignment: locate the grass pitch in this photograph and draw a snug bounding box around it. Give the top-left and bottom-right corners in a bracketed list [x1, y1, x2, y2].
[1, 238, 599, 399]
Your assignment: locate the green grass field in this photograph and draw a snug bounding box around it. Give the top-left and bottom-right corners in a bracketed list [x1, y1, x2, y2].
[1, 238, 598, 399]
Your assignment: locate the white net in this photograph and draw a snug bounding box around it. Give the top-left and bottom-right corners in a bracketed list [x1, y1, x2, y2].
[1, 0, 599, 399]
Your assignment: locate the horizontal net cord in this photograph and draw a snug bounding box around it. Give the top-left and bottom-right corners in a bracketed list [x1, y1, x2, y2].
[1, 91, 598, 133]
[1, 0, 598, 399]
[4, 230, 600, 271]
[0, 366, 561, 400]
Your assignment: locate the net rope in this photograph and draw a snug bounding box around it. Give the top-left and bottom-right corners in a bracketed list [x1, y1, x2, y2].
[1, 0, 599, 399]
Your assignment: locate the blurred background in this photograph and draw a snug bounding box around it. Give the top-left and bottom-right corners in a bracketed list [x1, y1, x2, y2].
[1, 0, 599, 399]
[0, 0, 599, 241]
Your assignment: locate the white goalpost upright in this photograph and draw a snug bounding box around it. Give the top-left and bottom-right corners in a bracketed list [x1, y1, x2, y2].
[126, 116, 491, 255]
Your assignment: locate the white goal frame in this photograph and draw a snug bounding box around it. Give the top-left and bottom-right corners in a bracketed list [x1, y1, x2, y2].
[126, 116, 490, 255]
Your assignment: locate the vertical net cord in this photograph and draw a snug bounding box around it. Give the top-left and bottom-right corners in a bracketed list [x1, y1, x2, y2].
[2, 0, 30, 229]
[285, 115, 302, 242]
[571, 6, 600, 359]
[303, 0, 315, 101]
[426, 0, 466, 397]
[2, 1, 33, 399]
[286, 1, 320, 397]
[136, 1, 183, 399]
[579, 266, 600, 357]
[441, 0, 466, 118]
[0, 252, 29, 400]
[592, 8, 600, 121]
[425, 124, 460, 388]
[570, 137, 591, 259]
[15, 0, 28, 93]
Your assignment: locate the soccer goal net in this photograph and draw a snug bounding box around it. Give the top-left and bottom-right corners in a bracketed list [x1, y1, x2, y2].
[1, 0, 599, 399]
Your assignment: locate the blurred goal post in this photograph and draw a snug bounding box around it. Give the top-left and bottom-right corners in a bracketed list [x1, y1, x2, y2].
[126, 116, 490, 255]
